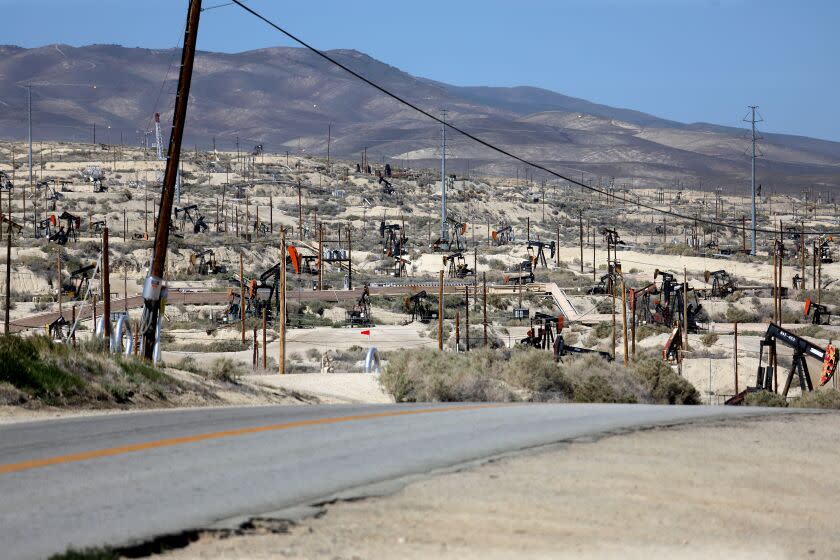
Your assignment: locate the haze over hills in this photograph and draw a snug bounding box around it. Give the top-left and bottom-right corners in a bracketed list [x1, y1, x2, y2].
[1, 43, 838, 193]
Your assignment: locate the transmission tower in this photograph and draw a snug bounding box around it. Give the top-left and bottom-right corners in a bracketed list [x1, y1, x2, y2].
[744, 105, 762, 256]
[440, 109, 447, 242]
[154, 112, 164, 161]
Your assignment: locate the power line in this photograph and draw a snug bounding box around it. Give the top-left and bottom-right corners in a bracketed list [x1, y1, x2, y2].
[233, 1, 840, 236]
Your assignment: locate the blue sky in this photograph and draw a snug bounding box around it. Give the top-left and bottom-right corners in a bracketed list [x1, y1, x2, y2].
[4, 0, 839, 141]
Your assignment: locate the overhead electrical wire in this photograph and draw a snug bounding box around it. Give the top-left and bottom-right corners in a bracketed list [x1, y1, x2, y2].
[228, 0, 840, 237]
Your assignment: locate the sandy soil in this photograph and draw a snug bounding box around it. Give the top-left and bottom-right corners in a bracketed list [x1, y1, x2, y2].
[252, 373, 391, 404]
[162, 412, 840, 560]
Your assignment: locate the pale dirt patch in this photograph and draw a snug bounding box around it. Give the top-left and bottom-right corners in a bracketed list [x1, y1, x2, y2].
[252, 373, 392, 404]
[162, 413, 840, 560]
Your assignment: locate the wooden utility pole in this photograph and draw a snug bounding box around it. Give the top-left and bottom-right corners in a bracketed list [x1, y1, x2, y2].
[800, 222, 805, 291]
[482, 272, 488, 347]
[579, 211, 584, 273]
[621, 275, 628, 367]
[57, 246, 63, 318]
[733, 322, 739, 395]
[611, 270, 617, 360]
[347, 227, 352, 290]
[438, 269, 444, 351]
[556, 223, 560, 267]
[102, 227, 111, 340]
[4, 221, 11, 335]
[297, 180, 302, 238]
[279, 229, 286, 375]
[269, 196, 273, 234]
[682, 268, 689, 350]
[317, 224, 323, 290]
[239, 252, 246, 344]
[818, 246, 822, 305]
[140, 0, 201, 360]
[122, 209, 127, 242]
[252, 327, 258, 368]
[464, 285, 470, 352]
[455, 311, 460, 350]
[773, 240, 779, 323]
[123, 266, 128, 313]
[262, 308, 267, 369]
[630, 289, 636, 357]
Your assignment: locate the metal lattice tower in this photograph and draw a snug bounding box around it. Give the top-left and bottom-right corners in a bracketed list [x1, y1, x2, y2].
[154, 112, 164, 161]
[744, 105, 763, 256]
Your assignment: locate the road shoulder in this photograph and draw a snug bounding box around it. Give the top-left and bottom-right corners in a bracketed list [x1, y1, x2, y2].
[162, 411, 840, 560]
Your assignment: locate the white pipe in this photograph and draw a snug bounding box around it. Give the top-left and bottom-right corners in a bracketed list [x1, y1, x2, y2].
[364, 346, 381, 375]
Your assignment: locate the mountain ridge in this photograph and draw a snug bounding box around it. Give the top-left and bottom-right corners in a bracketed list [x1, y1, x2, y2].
[0, 43, 837, 192]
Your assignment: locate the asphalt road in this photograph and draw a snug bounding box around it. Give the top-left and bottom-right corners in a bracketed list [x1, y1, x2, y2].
[0, 403, 780, 558]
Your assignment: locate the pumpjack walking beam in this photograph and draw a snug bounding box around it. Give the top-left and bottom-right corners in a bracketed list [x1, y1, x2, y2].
[140, 0, 201, 360]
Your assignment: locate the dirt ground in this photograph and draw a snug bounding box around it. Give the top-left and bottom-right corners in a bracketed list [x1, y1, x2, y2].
[163, 412, 840, 560]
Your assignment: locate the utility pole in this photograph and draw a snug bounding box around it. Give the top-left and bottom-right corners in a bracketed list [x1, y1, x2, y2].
[579, 211, 584, 273]
[239, 252, 246, 344]
[102, 228, 111, 341]
[744, 105, 762, 256]
[482, 272, 488, 347]
[621, 275, 628, 367]
[440, 109, 447, 242]
[326, 122, 331, 172]
[438, 270, 444, 351]
[4, 221, 11, 335]
[279, 228, 286, 375]
[140, 0, 201, 360]
[297, 180, 302, 238]
[465, 285, 470, 352]
[27, 84, 33, 197]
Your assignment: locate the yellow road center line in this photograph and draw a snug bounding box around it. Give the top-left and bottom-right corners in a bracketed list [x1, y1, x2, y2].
[0, 404, 506, 475]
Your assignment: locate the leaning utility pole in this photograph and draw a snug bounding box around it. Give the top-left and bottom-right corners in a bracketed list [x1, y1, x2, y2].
[744, 105, 762, 256]
[440, 109, 447, 242]
[140, 0, 201, 360]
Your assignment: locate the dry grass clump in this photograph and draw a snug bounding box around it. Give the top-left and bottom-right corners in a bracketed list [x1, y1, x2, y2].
[744, 390, 788, 408]
[380, 348, 700, 405]
[791, 389, 840, 410]
[0, 335, 184, 407]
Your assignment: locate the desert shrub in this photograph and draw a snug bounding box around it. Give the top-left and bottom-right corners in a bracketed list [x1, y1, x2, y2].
[171, 339, 247, 353]
[791, 389, 840, 410]
[380, 346, 700, 405]
[632, 357, 700, 404]
[700, 333, 719, 347]
[725, 305, 757, 323]
[795, 324, 825, 339]
[744, 390, 788, 408]
[501, 348, 573, 397]
[174, 355, 200, 374]
[208, 358, 240, 383]
[636, 323, 668, 341]
[595, 299, 614, 314]
[573, 374, 637, 404]
[592, 321, 612, 339]
[380, 349, 516, 403]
